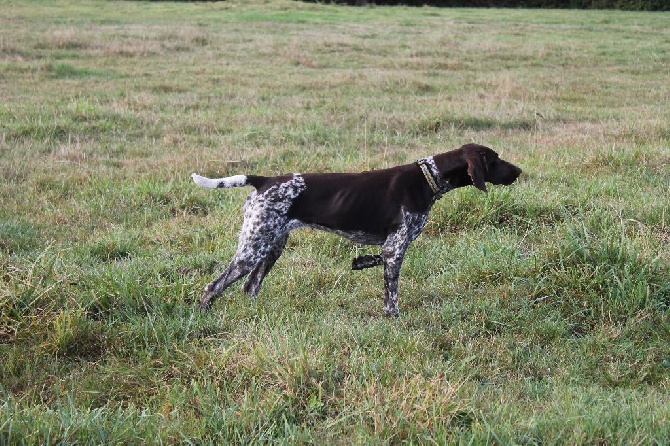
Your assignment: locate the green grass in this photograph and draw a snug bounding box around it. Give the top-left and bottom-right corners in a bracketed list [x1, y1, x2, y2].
[1, 0, 670, 443]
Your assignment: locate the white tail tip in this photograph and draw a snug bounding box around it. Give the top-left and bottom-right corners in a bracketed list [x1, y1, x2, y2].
[191, 173, 247, 189]
[191, 173, 218, 188]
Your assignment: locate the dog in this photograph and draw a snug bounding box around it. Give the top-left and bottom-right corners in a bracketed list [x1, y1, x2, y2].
[192, 143, 522, 317]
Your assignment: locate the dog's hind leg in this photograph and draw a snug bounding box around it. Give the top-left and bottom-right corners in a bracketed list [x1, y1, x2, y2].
[243, 234, 289, 296]
[200, 226, 289, 311]
[199, 255, 256, 311]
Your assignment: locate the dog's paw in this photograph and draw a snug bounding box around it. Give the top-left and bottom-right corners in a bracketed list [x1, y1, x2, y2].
[383, 301, 400, 318]
[199, 288, 214, 312]
[352, 254, 383, 270]
[383, 308, 400, 318]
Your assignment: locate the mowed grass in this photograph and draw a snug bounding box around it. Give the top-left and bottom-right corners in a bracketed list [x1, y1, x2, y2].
[1, 0, 670, 443]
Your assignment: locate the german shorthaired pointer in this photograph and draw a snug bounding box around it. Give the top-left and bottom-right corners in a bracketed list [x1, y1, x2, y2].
[192, 143, 521, 317]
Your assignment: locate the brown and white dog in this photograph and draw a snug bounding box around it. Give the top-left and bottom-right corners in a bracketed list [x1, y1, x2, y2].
[192, 143, 522, 317]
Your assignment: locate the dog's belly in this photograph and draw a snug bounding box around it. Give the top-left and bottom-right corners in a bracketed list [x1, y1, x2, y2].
[324, 228, 386, 245]
[289, 220, 386, 245]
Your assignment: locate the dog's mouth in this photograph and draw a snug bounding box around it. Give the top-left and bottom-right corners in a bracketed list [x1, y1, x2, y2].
[491, 164, 522, 186]
[507, 166, 523, 183]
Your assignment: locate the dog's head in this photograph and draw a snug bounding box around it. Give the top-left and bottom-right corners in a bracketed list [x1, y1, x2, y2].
[437, 144, 522, 192]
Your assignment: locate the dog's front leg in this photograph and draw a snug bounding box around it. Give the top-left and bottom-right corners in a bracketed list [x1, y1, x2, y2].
[381, 232, 410, 318]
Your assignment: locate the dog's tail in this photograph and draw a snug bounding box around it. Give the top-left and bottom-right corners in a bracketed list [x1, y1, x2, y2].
[191, 173, 250, 189]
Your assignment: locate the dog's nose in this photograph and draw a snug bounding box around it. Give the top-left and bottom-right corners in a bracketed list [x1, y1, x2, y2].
[501, 165, 522, 185]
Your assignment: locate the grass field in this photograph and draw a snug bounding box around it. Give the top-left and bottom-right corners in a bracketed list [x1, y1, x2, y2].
[1, 0, 670, 443]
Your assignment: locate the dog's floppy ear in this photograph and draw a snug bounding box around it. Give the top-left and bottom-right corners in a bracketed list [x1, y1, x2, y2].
[466, 152, 487, 192]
